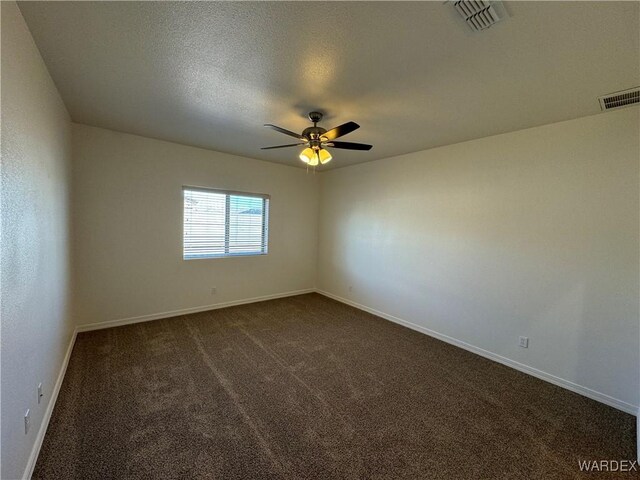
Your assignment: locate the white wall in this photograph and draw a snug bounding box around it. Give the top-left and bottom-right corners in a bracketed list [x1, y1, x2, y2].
[1, 2, 637, 475]
[318, 107, 640, 412]
[1, 2, 74, 478]
[72, 124, 319, 327]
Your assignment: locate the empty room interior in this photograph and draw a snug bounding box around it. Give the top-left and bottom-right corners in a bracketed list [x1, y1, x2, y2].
[2, 1, 640, 479]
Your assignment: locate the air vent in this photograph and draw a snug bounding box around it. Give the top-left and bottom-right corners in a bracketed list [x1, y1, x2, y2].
[452, 1, 506, 31]
[598, 87, 640, 111]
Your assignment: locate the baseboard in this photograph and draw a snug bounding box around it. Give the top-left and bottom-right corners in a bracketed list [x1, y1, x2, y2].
[76, 288, 316, 333]
[22, 328, 78, 480]
[316, 289, 639, 416]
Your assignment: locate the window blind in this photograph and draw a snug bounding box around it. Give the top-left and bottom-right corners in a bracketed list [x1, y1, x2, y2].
[183, 187, 269, 259]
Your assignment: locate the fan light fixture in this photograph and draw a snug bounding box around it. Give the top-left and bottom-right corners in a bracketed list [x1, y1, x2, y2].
[262, 111, 372, 167]
[299, 147, 332, 166]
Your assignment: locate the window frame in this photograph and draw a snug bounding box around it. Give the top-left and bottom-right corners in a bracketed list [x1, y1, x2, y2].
[182, 186, 270, 260]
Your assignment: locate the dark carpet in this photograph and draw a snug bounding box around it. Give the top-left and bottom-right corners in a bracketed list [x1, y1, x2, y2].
[34, 293, 636, 479]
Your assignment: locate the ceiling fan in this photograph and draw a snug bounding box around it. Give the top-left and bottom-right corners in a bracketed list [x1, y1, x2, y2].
[261, 111, 372, 166]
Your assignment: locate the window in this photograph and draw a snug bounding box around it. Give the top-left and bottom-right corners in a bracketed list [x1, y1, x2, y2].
[183, 187, 269, 259]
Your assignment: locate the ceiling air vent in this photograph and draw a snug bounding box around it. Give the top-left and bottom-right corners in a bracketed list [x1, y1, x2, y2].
[598, 87, 640, 111]
[452, 1, 506, 32]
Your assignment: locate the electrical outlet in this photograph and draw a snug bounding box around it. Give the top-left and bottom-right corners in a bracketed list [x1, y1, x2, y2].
[211, 287, 217, 295]
[38, 383, 43, 404]
[24, 409, 30, 434]
[519, 336, 529, 348]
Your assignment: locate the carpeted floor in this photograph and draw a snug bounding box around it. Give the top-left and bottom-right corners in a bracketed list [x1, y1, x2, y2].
[34, 293, 636, 479]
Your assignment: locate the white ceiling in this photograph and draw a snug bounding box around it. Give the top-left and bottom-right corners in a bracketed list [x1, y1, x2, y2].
[18, 1, 639, 169]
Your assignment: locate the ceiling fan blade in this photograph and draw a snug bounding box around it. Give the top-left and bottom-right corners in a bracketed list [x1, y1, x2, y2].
[326, 141, 372, 151]
[261, 143, 304, 150]
[321, 121, 360, 141]
[264, 124, 303, 140]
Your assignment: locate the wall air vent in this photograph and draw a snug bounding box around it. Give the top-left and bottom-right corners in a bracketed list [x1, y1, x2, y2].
[598, 87, 640, 111]
[452, 1, 506, 32]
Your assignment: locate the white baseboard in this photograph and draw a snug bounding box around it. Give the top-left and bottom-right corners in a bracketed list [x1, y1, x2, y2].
[316, 289, 639, 416]
[22, 328, 78, 480]
[76, 288, 316, 332]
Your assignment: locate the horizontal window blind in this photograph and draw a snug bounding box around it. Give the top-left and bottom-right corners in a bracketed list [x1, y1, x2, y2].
[183, 187, 269, 259]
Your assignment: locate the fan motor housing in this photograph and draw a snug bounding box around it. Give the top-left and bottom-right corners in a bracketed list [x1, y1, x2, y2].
[302, 126, 327, 141]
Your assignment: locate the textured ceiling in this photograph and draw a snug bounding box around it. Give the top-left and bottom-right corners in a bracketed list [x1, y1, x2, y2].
[18, 1, 640, 169]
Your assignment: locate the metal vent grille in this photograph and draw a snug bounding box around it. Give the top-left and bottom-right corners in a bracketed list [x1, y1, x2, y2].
[453, 1, 504, 31]
[598, 87, 640, 111]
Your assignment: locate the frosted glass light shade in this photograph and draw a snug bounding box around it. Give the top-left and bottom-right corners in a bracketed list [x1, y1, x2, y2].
[318, 149, 332, 164]
[299, 147, 314, 164]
